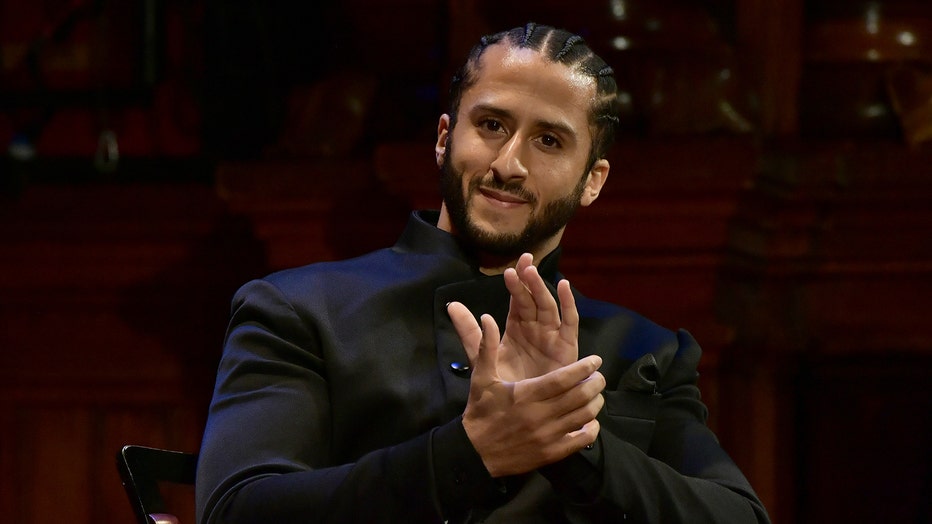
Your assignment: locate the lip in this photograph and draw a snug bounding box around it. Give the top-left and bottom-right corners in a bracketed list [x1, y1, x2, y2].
[478, 187, 529, 207]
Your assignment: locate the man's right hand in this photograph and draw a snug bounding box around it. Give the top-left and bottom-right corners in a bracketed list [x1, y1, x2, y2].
[456, 312, 605, 477]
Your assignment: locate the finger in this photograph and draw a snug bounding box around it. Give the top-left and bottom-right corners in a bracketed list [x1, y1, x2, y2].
[560, 369, 606, 399]
[521, 264, 559, 327]
[554, 386, 605, 431]
[538, 372, 605, 427]
[474, 313, 503, 379]
[565, 418, 601, 450]
[504, 267, 537, 323]
[543, 419, 600, 465]
[556, 279, 579, 344]
[447, 301, 481, 364]
[515, 252, 534, 275]
[506, 252, 536, 321]
[516, 355, 602, 402]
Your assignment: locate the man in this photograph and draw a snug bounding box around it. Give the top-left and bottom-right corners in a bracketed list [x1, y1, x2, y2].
[196, 23, 770, 523]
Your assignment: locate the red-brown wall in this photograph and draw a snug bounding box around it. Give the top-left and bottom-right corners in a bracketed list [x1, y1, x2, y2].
[2, 1, 931, 523]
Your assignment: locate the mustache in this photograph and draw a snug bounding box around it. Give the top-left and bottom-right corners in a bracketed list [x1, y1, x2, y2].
[471, 175, 537, 204]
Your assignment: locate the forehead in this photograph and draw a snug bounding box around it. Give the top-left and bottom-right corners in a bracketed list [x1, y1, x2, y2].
[460, 43, 597, 128]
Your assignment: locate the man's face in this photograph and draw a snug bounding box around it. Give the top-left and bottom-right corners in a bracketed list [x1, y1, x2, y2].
[439, 138, 587, 257]
[436, 43, 608, 258]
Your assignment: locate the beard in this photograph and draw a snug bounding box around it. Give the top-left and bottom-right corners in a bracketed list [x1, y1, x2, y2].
[439, 138, 587, 259]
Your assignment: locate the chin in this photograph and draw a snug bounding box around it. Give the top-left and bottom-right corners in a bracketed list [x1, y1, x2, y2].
[466, 211, 528, 239]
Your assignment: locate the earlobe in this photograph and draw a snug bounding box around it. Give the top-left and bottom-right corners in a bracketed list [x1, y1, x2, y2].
[580, 159, 610, 207]
[435, 114, 451, 167]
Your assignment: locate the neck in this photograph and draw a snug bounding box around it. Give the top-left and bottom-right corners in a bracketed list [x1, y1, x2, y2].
[475, 253, 522, 276]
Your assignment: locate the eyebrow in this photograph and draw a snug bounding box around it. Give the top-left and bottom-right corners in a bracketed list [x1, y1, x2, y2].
[469, 103, 578, 141]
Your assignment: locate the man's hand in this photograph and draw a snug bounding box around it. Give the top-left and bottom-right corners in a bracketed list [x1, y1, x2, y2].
[502, 253, 581, 378]
[446, 254, 604, 476]
[447, 253, 579, 382]
[458, 312, 605, 477]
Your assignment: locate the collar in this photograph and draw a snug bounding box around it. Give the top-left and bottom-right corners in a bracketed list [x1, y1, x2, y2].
[393, 210, 564, 283]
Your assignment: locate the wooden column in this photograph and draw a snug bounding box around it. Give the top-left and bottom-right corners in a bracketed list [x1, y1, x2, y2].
[717, 141, 932, 523]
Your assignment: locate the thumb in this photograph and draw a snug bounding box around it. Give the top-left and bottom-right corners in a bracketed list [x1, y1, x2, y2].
[447, 301, 482, 365]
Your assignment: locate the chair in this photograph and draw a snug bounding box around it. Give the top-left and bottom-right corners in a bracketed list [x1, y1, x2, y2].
[116, 445, 198, 524]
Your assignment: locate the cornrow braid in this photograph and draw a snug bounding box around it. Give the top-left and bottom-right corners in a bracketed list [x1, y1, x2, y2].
[554, 34, 584, 61]
[523, 22, 537, 45]
[447, 23, 621, 169]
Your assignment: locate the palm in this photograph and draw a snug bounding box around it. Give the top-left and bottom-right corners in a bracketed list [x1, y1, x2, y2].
[497, 260, 578, 380]
[448, 254, 580, 382]
[497, 314, 575, 381]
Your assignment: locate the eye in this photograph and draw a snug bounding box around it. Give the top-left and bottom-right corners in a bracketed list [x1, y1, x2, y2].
[538, 134, 561, 148]
[478, 118, 506, 135]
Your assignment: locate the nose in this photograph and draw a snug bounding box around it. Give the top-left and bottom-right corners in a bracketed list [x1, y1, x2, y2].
[489, 134, 528, 183]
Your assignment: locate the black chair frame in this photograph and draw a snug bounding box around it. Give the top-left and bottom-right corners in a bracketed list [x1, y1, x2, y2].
[117, 444, 198, 524]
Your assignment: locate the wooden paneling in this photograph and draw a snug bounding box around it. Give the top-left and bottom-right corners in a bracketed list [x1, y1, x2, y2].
[2, 2, 932, 523]
[3, 146, 930, 524]
[715, 141, 932, 523]
[0, 182, 263, 523]
[795, 356, 932, 523]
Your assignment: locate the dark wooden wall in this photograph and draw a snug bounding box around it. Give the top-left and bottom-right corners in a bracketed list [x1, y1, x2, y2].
[2, 1, 931, 523]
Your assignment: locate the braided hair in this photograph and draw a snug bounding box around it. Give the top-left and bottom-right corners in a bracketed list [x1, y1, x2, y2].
[448, 23, 621, 169]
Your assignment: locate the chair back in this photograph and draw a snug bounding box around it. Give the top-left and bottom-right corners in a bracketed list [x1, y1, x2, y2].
[117, 445, 198, 524]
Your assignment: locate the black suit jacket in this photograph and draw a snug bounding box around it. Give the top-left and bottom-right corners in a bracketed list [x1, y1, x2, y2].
[196, 211, 769, 523]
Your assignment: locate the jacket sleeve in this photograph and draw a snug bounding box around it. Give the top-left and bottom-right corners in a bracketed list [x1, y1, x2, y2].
[541, 329, 771, 523]
[195, 279, 498, 524]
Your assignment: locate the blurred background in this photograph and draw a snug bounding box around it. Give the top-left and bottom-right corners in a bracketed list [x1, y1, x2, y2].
[1, 1, 930, 522]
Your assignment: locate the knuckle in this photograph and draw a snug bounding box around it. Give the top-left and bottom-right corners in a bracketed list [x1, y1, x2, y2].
[594, 371, 607, 389]
[592, 393, 605, 413]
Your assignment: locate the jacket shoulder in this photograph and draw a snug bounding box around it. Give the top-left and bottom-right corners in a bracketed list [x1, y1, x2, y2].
[574, 293, 700, 382]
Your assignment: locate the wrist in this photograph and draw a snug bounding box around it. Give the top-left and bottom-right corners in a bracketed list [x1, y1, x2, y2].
[431, 417, 510, 516]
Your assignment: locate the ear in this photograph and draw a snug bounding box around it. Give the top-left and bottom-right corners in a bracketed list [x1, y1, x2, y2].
[580, 158, 610, 207]
[435, 114, 451, 167]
